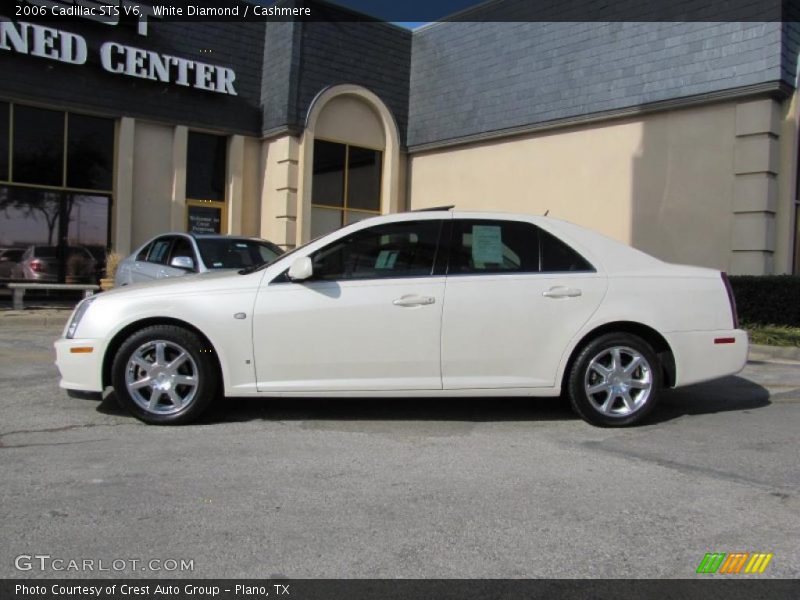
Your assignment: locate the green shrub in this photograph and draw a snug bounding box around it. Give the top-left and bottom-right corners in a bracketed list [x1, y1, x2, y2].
[729, 275, 800, 327]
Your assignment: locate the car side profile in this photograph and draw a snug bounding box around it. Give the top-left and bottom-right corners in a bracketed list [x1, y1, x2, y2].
[14, 245, 97, 282]
[55, 210, 747, 427]
[115, 233, 283, 286]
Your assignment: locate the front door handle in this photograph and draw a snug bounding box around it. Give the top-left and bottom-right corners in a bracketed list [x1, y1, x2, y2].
[542, 286, 582, 298]
[393, 295, 436, 307]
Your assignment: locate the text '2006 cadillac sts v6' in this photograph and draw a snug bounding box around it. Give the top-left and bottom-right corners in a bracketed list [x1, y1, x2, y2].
[55, 210, 747, 427]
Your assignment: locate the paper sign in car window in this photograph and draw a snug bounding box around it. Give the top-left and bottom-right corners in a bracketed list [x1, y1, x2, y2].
[375, 250, 399, 269]
[471, 225, 503, 266]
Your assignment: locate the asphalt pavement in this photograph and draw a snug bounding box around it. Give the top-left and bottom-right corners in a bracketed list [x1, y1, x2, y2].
[1, 323, 799, 578]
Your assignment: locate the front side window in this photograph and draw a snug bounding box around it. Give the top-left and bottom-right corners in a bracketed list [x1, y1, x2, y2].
[169, 236, 195, 264]
[311, 220, 441, 281]
[146, 237, 172, 264]
[448, 219, 593, 274]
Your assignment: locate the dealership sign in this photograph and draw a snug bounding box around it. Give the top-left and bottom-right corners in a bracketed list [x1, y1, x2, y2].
[0, 12, 237, 95]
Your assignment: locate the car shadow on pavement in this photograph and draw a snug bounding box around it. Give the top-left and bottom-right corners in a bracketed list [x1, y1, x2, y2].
[649, 375, 770, 424]
[95, 375, 771, 426]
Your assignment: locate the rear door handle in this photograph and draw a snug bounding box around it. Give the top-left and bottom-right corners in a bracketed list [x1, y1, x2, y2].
[393, 295, 436, 307]
[543, 286, 582, 298]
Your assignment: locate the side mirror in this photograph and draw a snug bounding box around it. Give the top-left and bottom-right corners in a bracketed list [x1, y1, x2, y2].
[288, 256, 313, 281]
[170, 256, 195, 271]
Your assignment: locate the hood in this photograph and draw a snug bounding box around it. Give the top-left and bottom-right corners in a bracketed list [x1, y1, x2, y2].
[102, 269, 260, 299]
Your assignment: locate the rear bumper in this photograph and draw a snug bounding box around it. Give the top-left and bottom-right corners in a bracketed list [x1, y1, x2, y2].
[665, 329, 749, 387]
[54, 338, 104, 392]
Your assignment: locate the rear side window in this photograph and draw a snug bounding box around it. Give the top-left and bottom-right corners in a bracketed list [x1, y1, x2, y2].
[448, 220, 593, 274]
[540, 228, 593, 272]
[449, 220, 540, 274]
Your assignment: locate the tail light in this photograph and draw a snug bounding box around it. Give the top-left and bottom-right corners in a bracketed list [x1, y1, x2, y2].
[720, 272, 739, 329]
[30, 260, 44, 273]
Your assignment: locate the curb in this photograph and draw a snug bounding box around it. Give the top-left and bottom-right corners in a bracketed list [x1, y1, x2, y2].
[1, 310, 71, 328]
[749, 343, 800, 363]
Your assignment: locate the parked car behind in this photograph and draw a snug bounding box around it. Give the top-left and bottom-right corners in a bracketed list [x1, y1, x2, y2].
[115, 233, 283, 286]
[12, 246, 97, 282]
[57, 210, 747, 427]
[0, 247, 24, 280]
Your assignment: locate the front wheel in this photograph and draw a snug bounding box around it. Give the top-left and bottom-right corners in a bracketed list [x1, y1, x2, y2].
[567, 333, 662, 427]
[111, 325, 219, 425]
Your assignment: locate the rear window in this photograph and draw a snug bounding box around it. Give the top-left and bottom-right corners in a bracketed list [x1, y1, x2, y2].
[197, 239, 283, 269]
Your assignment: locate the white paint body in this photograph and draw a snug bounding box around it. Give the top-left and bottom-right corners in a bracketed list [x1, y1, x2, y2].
[55, 211, 748, 399]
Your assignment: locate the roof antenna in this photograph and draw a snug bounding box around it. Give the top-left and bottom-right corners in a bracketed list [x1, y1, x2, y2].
[543, 209, 550, 216]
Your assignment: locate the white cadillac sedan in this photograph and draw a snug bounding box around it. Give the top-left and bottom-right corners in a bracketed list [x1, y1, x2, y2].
[55, 210, 747, 427]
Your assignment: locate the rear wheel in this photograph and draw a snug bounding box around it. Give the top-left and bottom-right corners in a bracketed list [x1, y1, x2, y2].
[567, 333, 661, 427]
[111, 325, 219, 425]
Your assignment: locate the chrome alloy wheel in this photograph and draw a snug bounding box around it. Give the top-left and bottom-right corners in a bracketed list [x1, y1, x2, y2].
[583, 346, 653, 417]
[125, 340, 199, 415]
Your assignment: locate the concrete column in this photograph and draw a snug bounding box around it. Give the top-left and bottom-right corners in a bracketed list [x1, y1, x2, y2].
[730, 98, 781, 274]
[170, 125, 188, 231]
[774, 90, 799, 274]
[112, 117, 135, 254]
[226, 135, 244, 235]
[259, 134, 299, 249]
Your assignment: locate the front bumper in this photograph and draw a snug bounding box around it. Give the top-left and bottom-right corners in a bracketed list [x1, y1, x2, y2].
[665, 328, 749, 387]
[54, 338, 104, 392]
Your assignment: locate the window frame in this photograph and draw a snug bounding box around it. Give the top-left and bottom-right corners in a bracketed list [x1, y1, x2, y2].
[311, 138, 384, 236]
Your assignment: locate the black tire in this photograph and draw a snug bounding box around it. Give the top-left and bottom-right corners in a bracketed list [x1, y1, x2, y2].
[111, 325, 219, 425]
[567, 332, 662, 427]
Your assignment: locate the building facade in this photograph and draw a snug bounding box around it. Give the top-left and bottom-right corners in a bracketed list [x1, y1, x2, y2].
[1, 1, 798, 282]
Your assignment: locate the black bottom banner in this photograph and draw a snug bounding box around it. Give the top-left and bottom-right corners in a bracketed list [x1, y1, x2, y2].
[2, 580, 799, 600]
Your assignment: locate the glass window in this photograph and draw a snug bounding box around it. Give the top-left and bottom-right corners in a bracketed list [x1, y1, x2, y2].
[146, 237, 172, 264]
[0, 102, 8, 181]
[67, 114, 114, 190]
[12, 105, 64, 186]
[540, 229, 594, 272]
[312, 140, 345, 208]
[311, 141, 383, 237]
[136, 243, 152, 262]
[310, 206, 344, 239]
[347, 146, 382, 211]
[311, 220, 441, 281]
[187, 132, 226, 201]
[169, 236, 195, 262]
[0, 186, 109, 283]
[196, 238, 282, 269]
[449, 220, 540, 274]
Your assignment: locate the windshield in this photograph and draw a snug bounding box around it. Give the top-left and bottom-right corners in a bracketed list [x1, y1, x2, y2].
[196, 238, 283, 270]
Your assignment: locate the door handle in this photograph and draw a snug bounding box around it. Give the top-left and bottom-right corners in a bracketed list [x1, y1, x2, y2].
[542, 286, 582, 298]
[393, 295, 436, 307]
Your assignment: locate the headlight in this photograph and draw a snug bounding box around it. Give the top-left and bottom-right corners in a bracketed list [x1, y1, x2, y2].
[65, 296, 97, 339]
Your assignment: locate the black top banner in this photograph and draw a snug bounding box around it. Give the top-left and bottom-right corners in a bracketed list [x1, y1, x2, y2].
[2, 580, 800, 600]
[3, 0, 797, 23]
